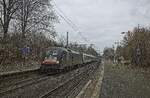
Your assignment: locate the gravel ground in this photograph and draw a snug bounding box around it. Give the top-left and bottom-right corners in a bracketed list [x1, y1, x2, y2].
[100, 62, 150, 98]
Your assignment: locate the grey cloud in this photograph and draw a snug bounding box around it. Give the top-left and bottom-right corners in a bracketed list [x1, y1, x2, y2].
[55, 0, 150, 50]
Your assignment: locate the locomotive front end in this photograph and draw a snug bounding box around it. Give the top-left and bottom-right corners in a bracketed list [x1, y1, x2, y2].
[40, 49, 61, 73]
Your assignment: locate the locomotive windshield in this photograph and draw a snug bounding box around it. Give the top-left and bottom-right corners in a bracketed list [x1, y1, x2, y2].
[45, 50, 58, 60]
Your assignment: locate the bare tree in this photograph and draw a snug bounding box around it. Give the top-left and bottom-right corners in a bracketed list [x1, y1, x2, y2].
[13, 0, 57, 40]
[0, 0, 58, 65]
[103, 47, 115, 60]
[120, 26, 150, 67]
[0, 0, 20, 42]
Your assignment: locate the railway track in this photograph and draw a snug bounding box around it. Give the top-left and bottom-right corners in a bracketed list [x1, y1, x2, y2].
[0, 69, 63, 97]
[0, 62, 99, 98]
[40, 63, 97, 98]
[0, 66, 73, 95]
[0, 74, 51, 97]
[0, 69, 40, 89]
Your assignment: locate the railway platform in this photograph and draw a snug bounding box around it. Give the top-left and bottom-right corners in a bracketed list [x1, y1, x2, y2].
[0, 61, 40, 76]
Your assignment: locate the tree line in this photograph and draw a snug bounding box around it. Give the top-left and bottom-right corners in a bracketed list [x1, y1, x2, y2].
[0, 0, 58, 65]
[104, 26, 150, 67]
[117, 26, 150, 67]
[0, 0, 98, 66]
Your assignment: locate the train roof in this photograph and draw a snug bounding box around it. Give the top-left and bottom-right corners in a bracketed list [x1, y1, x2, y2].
[46, 47, 68, 52]
[46, 47, 80, 54]
[83, 53, 96, 58]
[46, 47, 96, 57]
[68, 49, 80, 54]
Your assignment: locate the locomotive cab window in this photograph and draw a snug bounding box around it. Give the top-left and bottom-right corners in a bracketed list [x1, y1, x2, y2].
[45, 50, 58, 60]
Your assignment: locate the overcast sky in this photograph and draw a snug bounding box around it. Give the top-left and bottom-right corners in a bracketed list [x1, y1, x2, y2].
[53, 0, 150, 51]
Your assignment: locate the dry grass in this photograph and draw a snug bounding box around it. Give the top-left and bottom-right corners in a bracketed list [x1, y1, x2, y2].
[100, 63, 150, 98]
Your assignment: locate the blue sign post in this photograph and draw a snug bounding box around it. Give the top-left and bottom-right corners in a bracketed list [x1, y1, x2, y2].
[21, 47, 30, 54]
[21, 46, 30, 64]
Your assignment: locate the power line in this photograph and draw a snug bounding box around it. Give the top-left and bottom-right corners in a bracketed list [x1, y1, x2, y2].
[53, 0, 92, 44]
[55, 10, 78, 31]
[78, 32, 89, 42]
[53, 1, 78, 30]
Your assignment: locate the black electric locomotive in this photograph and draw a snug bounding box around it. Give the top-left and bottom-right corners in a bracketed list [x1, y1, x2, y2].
[40, 47, 97, 73]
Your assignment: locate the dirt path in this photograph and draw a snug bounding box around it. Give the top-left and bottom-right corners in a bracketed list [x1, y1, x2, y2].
[100, 62, 150, 98]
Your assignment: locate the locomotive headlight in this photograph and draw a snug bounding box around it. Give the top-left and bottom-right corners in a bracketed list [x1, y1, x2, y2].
[56, 61, 59, 64]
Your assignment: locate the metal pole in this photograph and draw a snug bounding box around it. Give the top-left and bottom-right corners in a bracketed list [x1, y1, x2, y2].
[138, 24, 140, 32]
[66, 32, 69, 48]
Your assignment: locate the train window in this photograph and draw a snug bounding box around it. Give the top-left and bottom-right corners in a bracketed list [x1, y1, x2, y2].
[44, 50, 59, 61]
[53, 50, 58, 56]
[46, 50, 58, 56]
